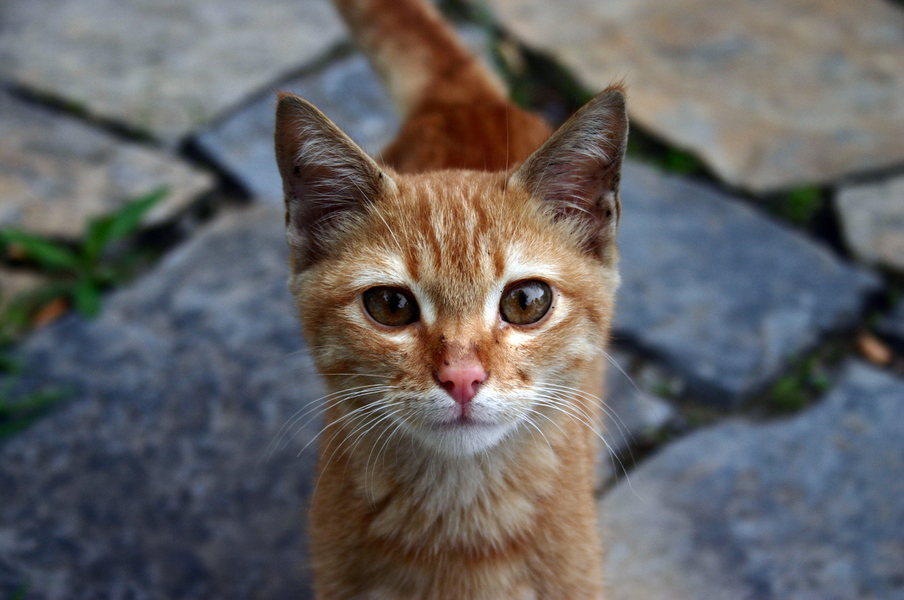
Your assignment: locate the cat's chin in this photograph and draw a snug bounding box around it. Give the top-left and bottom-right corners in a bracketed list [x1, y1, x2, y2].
[409, 419, 513, 457]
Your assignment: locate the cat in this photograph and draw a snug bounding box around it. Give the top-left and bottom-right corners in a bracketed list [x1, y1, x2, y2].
[273, 0, 627, 597]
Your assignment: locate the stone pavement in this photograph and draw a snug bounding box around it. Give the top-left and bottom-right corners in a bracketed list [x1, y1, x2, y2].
[602, 362, 904, 600]
[1, 0, 903, 598]
[0, 90, 214, 240]
[837, 175, 904, 271]
[0, 0, 346, 143]
[487, 0, 904, 192]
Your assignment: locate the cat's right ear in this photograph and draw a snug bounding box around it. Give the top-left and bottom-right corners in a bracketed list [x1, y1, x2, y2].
[510, 87, 628, 264]
[275, 94, 395, 268]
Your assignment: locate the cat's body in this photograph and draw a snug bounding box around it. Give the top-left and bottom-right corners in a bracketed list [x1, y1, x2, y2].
[274, 0, 627, 598]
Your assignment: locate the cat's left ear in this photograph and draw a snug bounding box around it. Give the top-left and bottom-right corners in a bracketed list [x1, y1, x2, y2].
[510, 88, 628, 262]
[275, 93, 396, 269]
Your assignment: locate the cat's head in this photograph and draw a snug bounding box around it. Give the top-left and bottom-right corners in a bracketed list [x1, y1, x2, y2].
[274, 90, 627, 457]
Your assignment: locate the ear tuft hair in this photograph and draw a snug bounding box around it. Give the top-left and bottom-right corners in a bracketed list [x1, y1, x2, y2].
[511, 88, 628, 261]
[274, 94, 394, 268]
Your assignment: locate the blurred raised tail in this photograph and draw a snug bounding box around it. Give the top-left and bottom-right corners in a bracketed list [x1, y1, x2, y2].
[331, 0, 552, 172]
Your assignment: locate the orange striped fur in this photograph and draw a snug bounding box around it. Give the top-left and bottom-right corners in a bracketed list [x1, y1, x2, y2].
[274, 0, 627, 597]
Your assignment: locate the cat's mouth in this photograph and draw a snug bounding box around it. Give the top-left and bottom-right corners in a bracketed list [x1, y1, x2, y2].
[432, 415, 492, 430]
[412, 411, 514, 456]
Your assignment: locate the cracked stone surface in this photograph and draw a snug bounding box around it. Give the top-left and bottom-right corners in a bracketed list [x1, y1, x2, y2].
[488, 0, 904, 191]
[600, 361, 904, 600]
[836, 174, 904, 271]
[0, 0, 346, 142]
[615, 161, 881, 403]
[0, 90, 215, 239]
[0, 205, 657, 599]
[878, 301, 904, 350]
[599, 351, 676, 487]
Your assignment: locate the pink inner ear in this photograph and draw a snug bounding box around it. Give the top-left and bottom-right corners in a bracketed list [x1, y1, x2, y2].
[275, 95, 393, 267]
[513, 89, 626, 219]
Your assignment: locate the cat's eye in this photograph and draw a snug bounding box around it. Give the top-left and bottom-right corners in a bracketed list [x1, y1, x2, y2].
[362, 287, 419, 327]
[499, 280, 552, 325]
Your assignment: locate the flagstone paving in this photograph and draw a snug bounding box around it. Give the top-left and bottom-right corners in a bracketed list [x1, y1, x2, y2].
[836, 174, 904, 272]
[601, 361, 904, 600]
[0, 207, 316, 600]
[0, 0, 346, 143]
[1, 0, 903, 598]
[487, 0, 904, 192]
[0, 90, 215, 240]
[0, 89, 215, 304]
[616, 162, 878, 402]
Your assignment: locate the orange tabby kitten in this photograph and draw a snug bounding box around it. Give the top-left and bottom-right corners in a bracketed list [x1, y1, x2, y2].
[274, 0, 627, 597]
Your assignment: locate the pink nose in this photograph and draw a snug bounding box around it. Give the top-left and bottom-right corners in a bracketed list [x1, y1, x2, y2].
[436, 360, 488, 406]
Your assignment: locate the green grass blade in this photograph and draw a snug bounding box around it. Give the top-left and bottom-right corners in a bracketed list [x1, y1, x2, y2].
[0, 388, 66, 439]
[0, 229, 80, 272]
[84, 187, 168, 258]
[72, 279, 102, 316]
[83, 215, 116, 263]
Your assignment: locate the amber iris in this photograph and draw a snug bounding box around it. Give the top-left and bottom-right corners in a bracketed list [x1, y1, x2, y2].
[500, 280, 552, 325]
[363, 287, 419, 326]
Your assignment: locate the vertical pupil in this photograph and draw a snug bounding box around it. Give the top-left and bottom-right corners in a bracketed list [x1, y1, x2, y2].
[518, 291, 529, 311]
[389, 292, 402, 314]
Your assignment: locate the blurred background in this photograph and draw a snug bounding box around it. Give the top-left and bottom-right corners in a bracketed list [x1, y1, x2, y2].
[1, 0, 903, 598]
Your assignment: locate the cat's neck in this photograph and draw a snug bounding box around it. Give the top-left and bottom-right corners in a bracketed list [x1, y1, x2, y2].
[325, 411, 582, 554]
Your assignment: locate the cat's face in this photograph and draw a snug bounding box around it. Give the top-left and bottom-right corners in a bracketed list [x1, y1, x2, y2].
[275, 91, 627, 457]
[290, 171, 619, 456]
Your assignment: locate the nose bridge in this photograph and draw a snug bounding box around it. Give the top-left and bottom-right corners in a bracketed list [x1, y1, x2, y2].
[425, 273, 494, 369]
[436, 319, 484, 363]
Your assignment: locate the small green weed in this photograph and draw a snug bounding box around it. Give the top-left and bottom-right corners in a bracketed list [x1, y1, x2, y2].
[626, 129, 709, 178]
[0, 328, 68, 440]
[775, 186, 824, 227]
[662, 149, 705, 175]
[768, 375, 809, 412]
[8, 584, 28, 600]
[765, 352, 834, 414]
[0, 383, 66, 439]
[0, 187, 167, 320]
[0, 189, 166, 439]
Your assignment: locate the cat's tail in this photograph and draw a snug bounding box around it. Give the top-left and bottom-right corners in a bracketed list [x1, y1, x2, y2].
[332, 0, 509, 116]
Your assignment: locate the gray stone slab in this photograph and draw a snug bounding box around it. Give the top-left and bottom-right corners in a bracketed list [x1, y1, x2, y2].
[0, 207, 321, 599]
[600, 361, 904, 600]
[0, 90, 215, 239]
[488, 0, 904, 191]
[836, 175, 904, 271]
[194, 53, 399, 202]
[615, 161, 880, 402]
[603, 351, 675, 456]
[0, 0, 346, 142]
